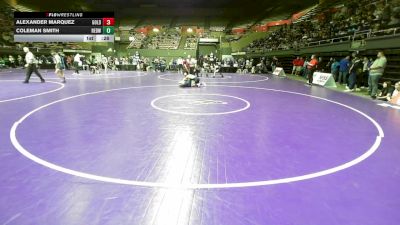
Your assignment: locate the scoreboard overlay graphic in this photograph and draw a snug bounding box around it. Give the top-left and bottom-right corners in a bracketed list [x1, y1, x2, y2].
[14, 12, 114, 42]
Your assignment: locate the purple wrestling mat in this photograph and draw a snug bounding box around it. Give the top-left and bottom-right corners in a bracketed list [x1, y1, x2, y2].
[0, 69, 399, 225]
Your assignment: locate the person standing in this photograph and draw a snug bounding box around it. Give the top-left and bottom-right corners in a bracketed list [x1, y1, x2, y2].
[189, 56, 197, 75]
[177, 57, 183, 74]
[66, 55, 72, 69]
[23, 47, 45, 83]
[182, 57, 190, 74]
[338, 56, 350, 85]
[302, 57, 309, 78]
[51, 51, 66, 83]
[17, 55, 23, 67]
[292, 56, 300, 75]
[271, 56, 278, 72]
[331, 58, 340, 81]
[362, 57, 370, 89]
[132, 55, 138, 71]
[9, 55, 15, 68]
[306, 55, 318, 85]
[102, 55, 108, 74]
[325, 57, 334, 73]
[346, 55, 363, 92]
[245, 58, 251, 74]
[296, 57, 305, 76]
[368, 51, 387, 99]
[73, 53, 81, 75]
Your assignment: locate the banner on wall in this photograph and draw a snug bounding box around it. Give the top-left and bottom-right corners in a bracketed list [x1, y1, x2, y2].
[199, 38, 219, 43]
[136, 27, 148, 34]
[119, 26, 135, 31]
[266, 19, 291, 27]
[63, 49, 92, 53]
[231, 52, 246, 56]
[253, 25, 268, 32]
[232, 28, 246, 34]
[221, 55, 234, 61]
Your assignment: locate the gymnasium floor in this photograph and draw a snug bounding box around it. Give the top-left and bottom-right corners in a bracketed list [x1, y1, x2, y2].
[0, 69, 399, 225]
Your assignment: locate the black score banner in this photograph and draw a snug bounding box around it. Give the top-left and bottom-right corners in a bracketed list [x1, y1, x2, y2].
[13, 12, 115, 42]
[14, 12, 114, 18]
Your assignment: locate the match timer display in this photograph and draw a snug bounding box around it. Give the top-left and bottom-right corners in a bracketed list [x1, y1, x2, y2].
[14, 12, 115, 42]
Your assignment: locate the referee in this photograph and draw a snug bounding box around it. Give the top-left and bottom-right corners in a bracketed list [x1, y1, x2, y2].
[23, 47, 45, 83]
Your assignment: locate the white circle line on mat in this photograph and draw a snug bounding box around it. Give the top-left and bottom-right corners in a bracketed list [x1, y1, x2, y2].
[150, 93, 250, 115]
[10, 85, 384, 189]
[0, 80, 65, 103]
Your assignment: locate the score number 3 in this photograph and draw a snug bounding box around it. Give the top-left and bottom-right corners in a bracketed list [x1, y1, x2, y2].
[102, 18, 115, 26]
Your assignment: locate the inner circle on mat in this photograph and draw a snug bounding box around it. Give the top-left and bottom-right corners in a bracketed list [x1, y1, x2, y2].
[10, 85, 384, 189]
[151, 94, 250, 115]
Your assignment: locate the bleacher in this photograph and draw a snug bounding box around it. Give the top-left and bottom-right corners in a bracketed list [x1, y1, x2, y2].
[246, 0, 400, 53]
[0, 5, 15, 47]
[184, 36, 198, 50]
[209, 26, 226, 32]
[142, 30, 181, 50]
[293, 0, 344, 24]
[127, 33, 147, 49]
